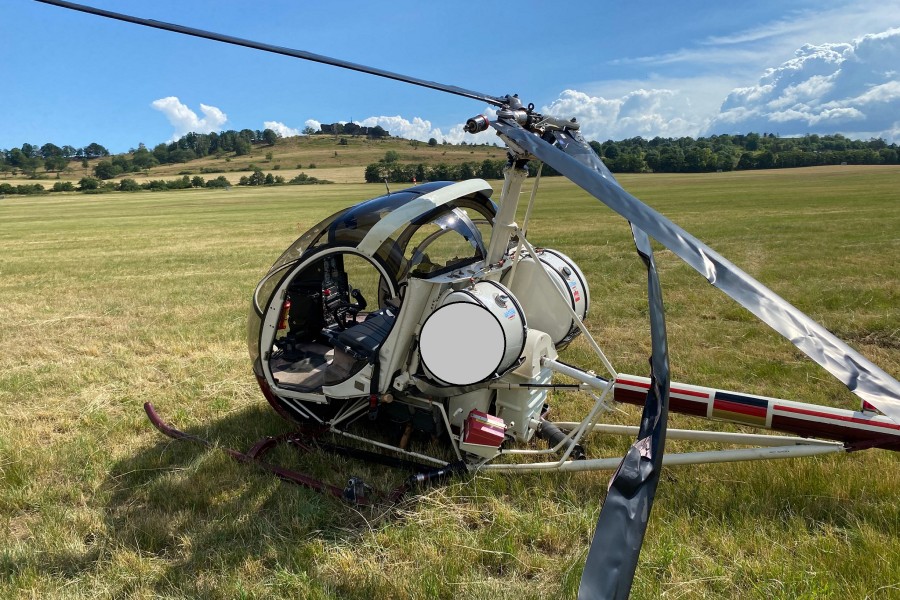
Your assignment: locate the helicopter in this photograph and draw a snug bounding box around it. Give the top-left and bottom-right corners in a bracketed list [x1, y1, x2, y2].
[37, 2, 900, 599]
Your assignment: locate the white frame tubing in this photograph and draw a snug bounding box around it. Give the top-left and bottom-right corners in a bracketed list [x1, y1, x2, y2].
[486, 164, 529, 265]
[517, 235, 618, 379]
[280, 396, 324, 423]
[329, 427, 449, 467]
[482, 442, 846, 473]
[504, 163, 542, 290]
[325, 396, 463, 464]
[543, 358, 611, 391]
[330, 398, 369, 428]
[552, 423, 841, 447]
[499, 390, 612, 458]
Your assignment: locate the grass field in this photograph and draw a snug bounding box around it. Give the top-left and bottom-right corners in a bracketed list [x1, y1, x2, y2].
[1, 166, 898, 599]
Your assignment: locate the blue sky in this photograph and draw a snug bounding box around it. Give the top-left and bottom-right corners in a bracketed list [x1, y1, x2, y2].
[4, 0, 900, 152]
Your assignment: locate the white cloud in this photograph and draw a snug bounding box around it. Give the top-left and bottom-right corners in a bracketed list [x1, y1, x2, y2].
[707, 27, 900, 141]
[588, 1, 900, 142]
[615, 2, 900, 74]
[303, 23, 900, 149]
[358, 115, 440, 141]
[541, 88, 703, 140]
[355, 108, 499, 145]
[304, 119, 321, 132]
[850, 80, 900, 104]
[150, 97, 227, 140]
[263, 120, 301, 138]
[702, 15, 809, 46]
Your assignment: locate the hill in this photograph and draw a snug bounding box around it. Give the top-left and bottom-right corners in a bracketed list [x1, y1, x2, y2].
[0, 135, 509, 187]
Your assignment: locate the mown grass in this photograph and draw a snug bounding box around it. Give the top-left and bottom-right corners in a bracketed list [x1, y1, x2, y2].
[1, 166, 898, 599]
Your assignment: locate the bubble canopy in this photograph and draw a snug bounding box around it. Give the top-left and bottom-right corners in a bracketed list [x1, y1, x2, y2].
[249, 179, 497, 365]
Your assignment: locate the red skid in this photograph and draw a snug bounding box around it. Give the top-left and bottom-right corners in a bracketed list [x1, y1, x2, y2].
[143, 403, 369, 504]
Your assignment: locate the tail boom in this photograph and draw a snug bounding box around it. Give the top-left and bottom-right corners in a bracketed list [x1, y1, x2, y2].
[614, 375, 900, 451]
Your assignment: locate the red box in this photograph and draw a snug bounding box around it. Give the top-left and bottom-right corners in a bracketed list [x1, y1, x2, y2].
[463, 410, 506, 448]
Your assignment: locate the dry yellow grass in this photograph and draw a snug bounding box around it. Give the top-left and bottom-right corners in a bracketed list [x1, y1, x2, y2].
[1, 135, 507, 187]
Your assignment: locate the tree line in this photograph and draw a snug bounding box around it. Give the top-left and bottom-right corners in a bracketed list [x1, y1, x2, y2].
[588, 133, 899, 173]
[366, 133, 899, 180]
[1, 129, 280, 178]
[4, 129, 899, 187]
[364, 154, 557, 183]
[0, 141, 111, 175]
[88, 128, 283, 179]
[0, 169, 332, 196]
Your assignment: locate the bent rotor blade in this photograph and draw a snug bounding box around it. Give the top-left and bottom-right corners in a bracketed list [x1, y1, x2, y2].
[578, 226, 670, 600]
[493, 119, 900, 424]
[35, 0, 506, 107]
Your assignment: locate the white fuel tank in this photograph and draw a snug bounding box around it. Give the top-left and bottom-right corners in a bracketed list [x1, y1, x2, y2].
[419, 280, 526, 386]
[501, 248, 589, 348]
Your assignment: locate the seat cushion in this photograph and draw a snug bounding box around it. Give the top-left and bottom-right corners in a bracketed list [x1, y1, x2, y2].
[335, 309, 397, 360]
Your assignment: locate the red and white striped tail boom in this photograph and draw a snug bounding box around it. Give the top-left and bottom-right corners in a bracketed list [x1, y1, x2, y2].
[614, 375, 900, 451]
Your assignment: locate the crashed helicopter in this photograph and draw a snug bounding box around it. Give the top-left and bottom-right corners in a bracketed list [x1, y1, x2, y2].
[37, 1, 900, 599]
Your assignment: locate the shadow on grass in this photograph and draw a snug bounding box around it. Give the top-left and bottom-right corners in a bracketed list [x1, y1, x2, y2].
[93, 402, 426, 595]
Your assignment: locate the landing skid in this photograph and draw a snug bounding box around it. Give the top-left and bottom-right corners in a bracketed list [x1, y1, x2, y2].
[143, 403, 464, 505]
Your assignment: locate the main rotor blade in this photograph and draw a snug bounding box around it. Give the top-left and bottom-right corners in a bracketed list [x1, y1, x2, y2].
[35, 0, 506, 107]
[493, 119, 900, 424]
[578, 226, 670, 600]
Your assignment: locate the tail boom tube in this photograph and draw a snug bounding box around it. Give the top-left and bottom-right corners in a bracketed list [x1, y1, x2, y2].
[614, 375, 900, 451]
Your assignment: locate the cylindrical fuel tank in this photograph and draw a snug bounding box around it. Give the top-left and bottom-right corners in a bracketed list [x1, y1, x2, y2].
[501, 248, 589, 348]
[419, 280, 527, 386]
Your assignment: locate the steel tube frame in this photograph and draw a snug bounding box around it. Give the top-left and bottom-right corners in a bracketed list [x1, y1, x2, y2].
[518, 235, 618, 378]
[552, 423, 842, 447]
[482, 442, 846, 473]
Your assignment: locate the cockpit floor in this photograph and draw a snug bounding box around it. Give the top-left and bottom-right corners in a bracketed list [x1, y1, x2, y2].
[270, 343, 334, 388]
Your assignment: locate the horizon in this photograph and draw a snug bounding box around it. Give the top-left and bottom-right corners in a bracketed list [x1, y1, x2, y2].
[5, 127, 899, 162]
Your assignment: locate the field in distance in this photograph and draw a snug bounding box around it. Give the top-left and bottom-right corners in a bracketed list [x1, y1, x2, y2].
[1, 167, 898, 599]
[0, 134, 509, 187]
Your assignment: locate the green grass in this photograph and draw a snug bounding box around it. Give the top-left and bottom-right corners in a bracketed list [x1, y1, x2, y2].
[1, 166, 898, 599]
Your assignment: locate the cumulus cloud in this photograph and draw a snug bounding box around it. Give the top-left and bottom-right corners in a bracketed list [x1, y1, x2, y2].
[357, 115, 440, 141]
[151, 97, 227, 140]
[326, 94, 701, 146]
[316, 94, 702, 146]
[263, 120, 301, 138]
[541, 89, 702, 140]
[707, 28, 900, 141]
[348, 29, 899, 146]
[304, 119, 321, 132]
[354, 109, 499, 145]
